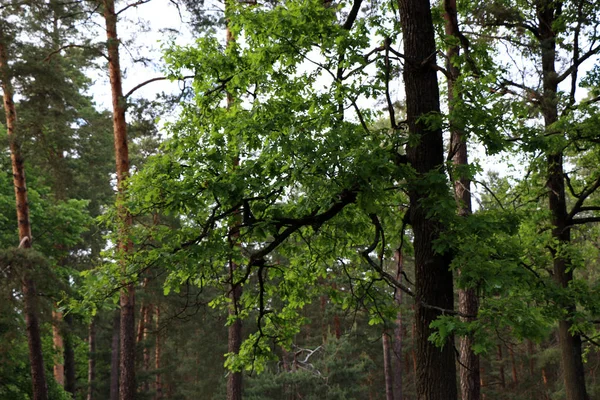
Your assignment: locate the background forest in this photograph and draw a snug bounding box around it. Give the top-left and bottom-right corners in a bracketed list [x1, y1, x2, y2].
[1, 0, 600, 399]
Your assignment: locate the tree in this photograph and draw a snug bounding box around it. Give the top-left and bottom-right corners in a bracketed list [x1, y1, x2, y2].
[0, 12, 48, 400]
[396, 0, 458, 398]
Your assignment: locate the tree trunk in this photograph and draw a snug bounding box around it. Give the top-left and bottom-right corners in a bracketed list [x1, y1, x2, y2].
[87, 318, 96, 400]
[225, 6, 243, 399]
[64, 313, 76, 395]
[0, 23, 49, 400]
[52, 311, 65, 387]
[383, 331, 394, 400]
[443, 1, 481, 399]
[154, 305, 163, 400]
[110, 310, 120, 400]
[497, 344, 506, 389]
[537, 2, 588, 399]
[397, 0, 457, 398]
[101, 1, 136, 398]
[392, 251, 403, 400]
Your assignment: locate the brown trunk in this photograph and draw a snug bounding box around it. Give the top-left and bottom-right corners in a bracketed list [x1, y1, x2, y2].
[527, 340, 535, 377]
[102, 1, 136, 398]
[110, 310, 120, 400]
[392, 251, 403, 400]
[509, 344, 518, 386]
[383, 331, 394, 400]
[154, 305, 163, 400]
[52, 311, 65, 386]
[497, 344, 506, 388]
[87, 318, 96, 400]
[64, 314, 76, 395]
[397, 0, 457, 398]
[142, 305, 152, 392]
[411, 305, 417, 377]
[444, 1, 480, 399]
[537, 2, 588, 399]
[0, 23, 49, 400]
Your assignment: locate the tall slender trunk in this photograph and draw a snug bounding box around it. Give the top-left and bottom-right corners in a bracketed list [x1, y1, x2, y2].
[154, 305, 163, 400]
[383, 331, 394, 400]
[497, 344, 506, 389]
[110, 309, 120, 400]
[225, 5, 242, 399]
[509, 344, 518, 386]
[443, 1, 480, 399]
[397, 0, 457, 398]
[64, 314, 76, 395]
[101, 1, 136, 398]
[0, 23, 49, 400]
[392, 251, 403, 400]
[52, 311, 65, 386]
[537, 2, 588, 399]
[87, 318, 96, 400]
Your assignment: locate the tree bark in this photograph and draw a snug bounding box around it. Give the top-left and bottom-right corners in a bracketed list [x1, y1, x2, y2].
[383, 331, 394, 400]
[87, 318, 96, 400]
[154, 305, 163, 400]
[397, 0, 458, 398]
[0, 22, 49, 400]
[52, 311, 65, 387]
[537, 2, 588, 398]
[497, 344, 506, 389]
[443, 1, 480, 399]
[392, 251, 403, 400]
[64, 313, 76, 395]
[110, 309, 120, 400]
[101, 1, 136, 398]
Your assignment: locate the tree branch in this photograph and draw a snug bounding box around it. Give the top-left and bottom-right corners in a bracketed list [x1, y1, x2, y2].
[124, 75, 194, 99]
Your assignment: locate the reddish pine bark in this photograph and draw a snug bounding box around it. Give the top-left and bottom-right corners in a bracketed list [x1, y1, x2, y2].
[101, 1, 136, 398]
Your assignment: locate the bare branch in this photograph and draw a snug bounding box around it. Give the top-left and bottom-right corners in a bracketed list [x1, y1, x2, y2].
[117, 0, 153, 16]
[124, 75, 194, 99]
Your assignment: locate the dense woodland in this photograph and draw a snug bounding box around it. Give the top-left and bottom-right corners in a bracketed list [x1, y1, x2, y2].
[1, 0, 600, 399]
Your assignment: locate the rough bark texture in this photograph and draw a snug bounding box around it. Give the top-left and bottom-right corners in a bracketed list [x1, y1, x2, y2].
[397, 0, 458, 398]
[110, 310, 120, 400]
[538, 1, 588, 399]
[102, 1, 136, 398]
[444, 1, 480, 399]
[87, 318, 96, 400]
[0, 23, 49, 400]
[383, 332, 394, 400]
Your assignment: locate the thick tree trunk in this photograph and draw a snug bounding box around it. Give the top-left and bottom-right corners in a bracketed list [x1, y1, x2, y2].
[101, 1, 136, 398]
[383, 332, 394, 400]
[537, 2, 588, 399]
[87, 318, 96, 400]
[397, 0, 457, 399]
[110, 310, 120, 400]
[0, 23, 49, 400]
[443, 1, 481, 399]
